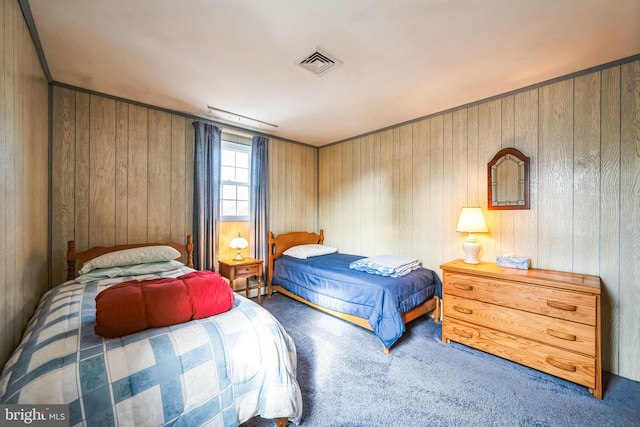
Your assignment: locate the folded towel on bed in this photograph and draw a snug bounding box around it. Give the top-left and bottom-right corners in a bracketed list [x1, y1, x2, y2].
[349, 255, 420, 278]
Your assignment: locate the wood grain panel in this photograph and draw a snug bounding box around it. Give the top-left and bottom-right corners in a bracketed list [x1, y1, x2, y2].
[184, 121, 194, 237]
[391, 128, 401, 255]
[268, 138, 318, 238]
[467, 105, 480, 205]
[115, 101, 129, 244]
[499, 95, 515, 256]
[619, 60, 640, 380]
[442, 114, 454, 265]
[363, 134, 375, 253]
[88, 95, 116, 247]
[351, 137, 362, 251]
[430, 116, 444, 265]
[599, 66, 621, 374]
[513, 89, 538, 265]
[0, 0, 48, 369]
[51, 87, 75, 283]
[0, 0, 7, 366]
[478, 100, 501, 261]
[74, 92, 90, 252]
[148, 109, 172, 242]
[378, 130, 393, 253]
[290, 143, 303, 232]
[399, 125, 413, 256]
[412, 119, 430, 259]
[170, 115, 186, 243]
[4, 0, 17, 345]
[573, 73, 601, 275]
[127, 105, 149, 242]
[538, 80, 573, 271]
[451, 110, 468, 261]
[270, 139, 283, 234]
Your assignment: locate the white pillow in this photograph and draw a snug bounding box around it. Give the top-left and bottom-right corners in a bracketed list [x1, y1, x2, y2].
[283, 244, 337, 259]
[76, 260, 185, 283]
[78, 245, 182, 275]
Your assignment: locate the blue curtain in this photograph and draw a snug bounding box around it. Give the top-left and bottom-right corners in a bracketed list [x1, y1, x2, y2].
[250, 136, 269, 279]
[192, 122, 222, 271]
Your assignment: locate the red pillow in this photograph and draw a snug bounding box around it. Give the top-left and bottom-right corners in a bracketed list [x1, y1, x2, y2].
[95, 270, 234, 338]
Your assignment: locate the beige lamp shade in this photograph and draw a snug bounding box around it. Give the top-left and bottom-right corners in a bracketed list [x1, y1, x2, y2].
[456, 207, 489, 233]
[456, 207, 488, 264]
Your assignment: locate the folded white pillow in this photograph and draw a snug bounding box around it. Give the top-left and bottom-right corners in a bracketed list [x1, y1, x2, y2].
[78, 245, 182, 275]
[76, 260, 185, 283]
[283, 244, 337, 259]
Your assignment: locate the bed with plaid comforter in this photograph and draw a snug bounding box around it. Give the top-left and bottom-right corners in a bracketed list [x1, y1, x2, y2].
[0, 267, 302, 426]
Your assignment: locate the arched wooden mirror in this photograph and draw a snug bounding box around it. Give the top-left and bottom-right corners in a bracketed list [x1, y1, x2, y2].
[488, 147, 530, 210]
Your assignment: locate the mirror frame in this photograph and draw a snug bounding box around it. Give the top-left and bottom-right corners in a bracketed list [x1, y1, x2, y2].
[487, 147, 530, 210]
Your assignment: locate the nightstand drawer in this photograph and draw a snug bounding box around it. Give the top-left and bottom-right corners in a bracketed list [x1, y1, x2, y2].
[443, 294, 596, 356]
[442, 317, 596, 388]
[443, 272, 596, 325]
[236, 264, 260, 276]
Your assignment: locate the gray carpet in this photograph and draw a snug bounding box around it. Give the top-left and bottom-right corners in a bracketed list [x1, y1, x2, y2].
[243, 293, 640, 427]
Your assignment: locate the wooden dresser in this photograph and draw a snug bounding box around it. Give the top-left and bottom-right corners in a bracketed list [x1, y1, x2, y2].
[440, 259, 602, 399]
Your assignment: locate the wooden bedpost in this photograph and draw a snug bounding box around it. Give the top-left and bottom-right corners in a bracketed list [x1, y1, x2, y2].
[67, 240, 77, 281]
[186, 235, 194, 268]
[267, 231, 275, 296]
[318, 229, 324, 244]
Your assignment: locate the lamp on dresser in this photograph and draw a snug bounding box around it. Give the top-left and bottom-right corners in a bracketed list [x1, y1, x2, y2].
[456, 207, 489, 264]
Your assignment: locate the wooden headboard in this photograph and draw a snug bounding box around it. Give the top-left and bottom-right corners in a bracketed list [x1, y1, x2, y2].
[267, 230, 324, 285]
[66, 235, 194, 281]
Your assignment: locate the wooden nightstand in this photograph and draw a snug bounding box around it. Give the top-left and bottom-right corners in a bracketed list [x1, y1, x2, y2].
[218, 258, 264, 303]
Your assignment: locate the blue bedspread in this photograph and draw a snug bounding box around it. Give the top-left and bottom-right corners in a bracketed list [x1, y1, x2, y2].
[272, 253, 442, 349]
[0, 267, 302, 426]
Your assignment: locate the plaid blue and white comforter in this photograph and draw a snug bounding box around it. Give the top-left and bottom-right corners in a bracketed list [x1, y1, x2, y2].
[0, 267, 303, 426]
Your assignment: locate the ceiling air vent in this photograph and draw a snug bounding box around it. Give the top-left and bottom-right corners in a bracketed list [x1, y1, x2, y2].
[296, 48, 341, 76]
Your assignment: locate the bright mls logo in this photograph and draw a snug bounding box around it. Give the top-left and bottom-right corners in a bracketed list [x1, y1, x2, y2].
[1, 405, 68, 426]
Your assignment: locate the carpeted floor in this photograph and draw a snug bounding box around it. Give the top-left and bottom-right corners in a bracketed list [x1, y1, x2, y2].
[243, 293, 640, 427]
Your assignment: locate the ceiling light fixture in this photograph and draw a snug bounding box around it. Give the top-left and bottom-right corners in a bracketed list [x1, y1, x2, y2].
[206, 106, 278, 128]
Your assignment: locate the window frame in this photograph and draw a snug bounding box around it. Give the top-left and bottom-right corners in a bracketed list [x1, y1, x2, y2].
[220, 140, 251, 222]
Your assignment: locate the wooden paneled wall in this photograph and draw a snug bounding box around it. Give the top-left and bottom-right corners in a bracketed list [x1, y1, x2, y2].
[51, 87, 318, 285]
[319, 59, 640, 381]
[0, 0, 49, 368]
[268, 138, 318, 236]
[51, 86, 195, 284]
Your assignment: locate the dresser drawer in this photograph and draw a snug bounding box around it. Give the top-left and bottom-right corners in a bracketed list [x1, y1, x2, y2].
[443, 294, 596, 356]
[442, 317, 596, 388]
[443, 272, 596, 326]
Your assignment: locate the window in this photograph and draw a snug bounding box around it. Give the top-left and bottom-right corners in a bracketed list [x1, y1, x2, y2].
[221, 141, 251, 221]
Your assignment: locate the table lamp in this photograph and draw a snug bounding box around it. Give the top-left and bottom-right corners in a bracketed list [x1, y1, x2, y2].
[456, 207, 489, 264]
[230, 233, 249, 261]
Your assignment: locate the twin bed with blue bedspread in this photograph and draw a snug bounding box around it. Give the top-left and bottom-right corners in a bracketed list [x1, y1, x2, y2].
[0, 238, 302, 427]
[267, 230, 442, 353]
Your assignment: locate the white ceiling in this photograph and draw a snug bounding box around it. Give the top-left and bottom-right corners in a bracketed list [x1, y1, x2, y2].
[28, 0, 640, 146]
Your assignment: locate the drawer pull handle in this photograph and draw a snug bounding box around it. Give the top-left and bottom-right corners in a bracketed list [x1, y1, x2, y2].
[546, 329, 577, 341]
[454, 284, 473, 291]
[546, 356, 577, 372]
[453, 306, 473, 315]
[452, 328, 473, 339]
[546, 300, 577, 312]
